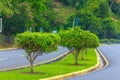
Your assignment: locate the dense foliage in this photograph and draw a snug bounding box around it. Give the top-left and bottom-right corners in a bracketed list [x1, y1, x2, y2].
[1, 0, 58, 35]
[61, 0, 120, 39]
[59, 27, 99, 65]
[15, 32, 60, 73]
[109, 0, 120, 18]
[1, 0, 120, 43]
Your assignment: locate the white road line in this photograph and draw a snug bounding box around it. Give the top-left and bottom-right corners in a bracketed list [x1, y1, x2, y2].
[0, 58, 7, 61]
[19, 55, 25, 57]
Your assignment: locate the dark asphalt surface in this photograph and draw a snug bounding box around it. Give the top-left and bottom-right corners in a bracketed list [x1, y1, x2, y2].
[66, 44, 120, 80]
[0, 46, 68, 71]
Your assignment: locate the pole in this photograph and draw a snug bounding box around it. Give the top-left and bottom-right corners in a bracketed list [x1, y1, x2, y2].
[110, 0, 115, 8]
[72, 17, 75, 29]
[0, 18, 2, 32]
[72, 3, 79, 29]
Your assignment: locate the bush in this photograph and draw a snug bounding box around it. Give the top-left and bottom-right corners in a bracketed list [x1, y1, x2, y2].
[100, 39, 120, 43]
[100, 39, 109, 43]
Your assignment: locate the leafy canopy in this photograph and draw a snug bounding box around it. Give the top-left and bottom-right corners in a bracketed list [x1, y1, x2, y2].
[15, 31, 61, 53]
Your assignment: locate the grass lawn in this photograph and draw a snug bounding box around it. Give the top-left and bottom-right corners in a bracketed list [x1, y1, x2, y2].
[0, 48, 97, 80]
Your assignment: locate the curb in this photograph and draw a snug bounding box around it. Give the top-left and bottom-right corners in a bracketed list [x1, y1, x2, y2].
[39, 49, 101, 80]
[0, 51, 70, 72]
[97, 48, 109, 69]
[0, 48, 18, 51]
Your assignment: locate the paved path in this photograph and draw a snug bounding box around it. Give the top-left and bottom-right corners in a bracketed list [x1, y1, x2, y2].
[66, 44, 120, 80]
[0, 46, 68, 71]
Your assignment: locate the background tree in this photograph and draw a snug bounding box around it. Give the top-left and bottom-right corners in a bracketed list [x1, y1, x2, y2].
[59, 28, 84, 65]
[76, 10, 101, 35]
[109, 0, 120, 18]
[2, 0, 33, 43]
[15, 32, 60, 73]
[1, 0, 58, 44]
[101, 18, 115, 39]
[1, 0, 120, 44]
[97, 1, 110, 18]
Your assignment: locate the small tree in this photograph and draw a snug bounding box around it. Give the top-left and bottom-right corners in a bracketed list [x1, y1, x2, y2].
[15, 32, 60, 73]
[81, 31, 100, 60]
[59, 28, 85, 65]
[59, 27, 100, 65]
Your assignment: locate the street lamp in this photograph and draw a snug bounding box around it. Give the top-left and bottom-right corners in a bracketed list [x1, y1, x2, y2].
[72, 3, 79, 29]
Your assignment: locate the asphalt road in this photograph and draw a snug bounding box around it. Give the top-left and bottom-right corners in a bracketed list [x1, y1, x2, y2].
[0, 46, 68, 71]
[66, 44, 120, 80]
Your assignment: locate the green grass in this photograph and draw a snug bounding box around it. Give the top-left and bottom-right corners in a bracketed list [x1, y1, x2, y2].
[0, 48, 97, 80]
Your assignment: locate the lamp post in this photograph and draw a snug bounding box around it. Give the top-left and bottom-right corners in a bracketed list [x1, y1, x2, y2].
[72, 3, 79, 29]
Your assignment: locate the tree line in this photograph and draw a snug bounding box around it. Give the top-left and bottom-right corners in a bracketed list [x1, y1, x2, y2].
[1, 0, 61, 43]
[59, 0, 120, 39]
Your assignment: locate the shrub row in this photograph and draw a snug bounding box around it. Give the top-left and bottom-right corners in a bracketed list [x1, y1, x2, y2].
[100, 39, 120, 43]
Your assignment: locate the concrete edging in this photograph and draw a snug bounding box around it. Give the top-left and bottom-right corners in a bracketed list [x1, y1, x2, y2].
[39, 49, 102, 80]
[97, 48, 109, 69]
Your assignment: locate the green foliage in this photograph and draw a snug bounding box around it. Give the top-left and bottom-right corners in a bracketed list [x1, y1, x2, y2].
[109, 0, 120, 18]
[76, 10, 101, 35]
[89, 33, 100, 48]
[59, 27, 100, 49]
[97, 1, 110, 18]
[16, 32, 60, 53]
[0, 34, 4, 44]
[100, 18, 116, 39]
[2, 0, 33, 36]
[59, 28, 83, 49]
[15, 32, 60, 72]
[1, 0, 57, 36]
[59, 27, 99, 65]
[58, 0, 88, 10]
[100, 39, 109, 43]
[0, 1, 2, 16]
[63, 0, 120, 39]
[2, 0, 120, 41]
[100, 39, 120, 43]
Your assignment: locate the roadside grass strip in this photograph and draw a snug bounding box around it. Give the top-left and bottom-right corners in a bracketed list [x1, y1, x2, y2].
[0, 48, 97, 80]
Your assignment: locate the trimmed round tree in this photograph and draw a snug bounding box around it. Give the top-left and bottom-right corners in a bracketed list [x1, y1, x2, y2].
[59, 27, 100, 65]
[15, 32, 60, 73]
[81, 31, 100, 60]
[59, 28, 85, 65]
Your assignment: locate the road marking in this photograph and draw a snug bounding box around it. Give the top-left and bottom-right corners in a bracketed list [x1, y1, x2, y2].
[0, 58, 7, 61]
[19, 55, 25, 57]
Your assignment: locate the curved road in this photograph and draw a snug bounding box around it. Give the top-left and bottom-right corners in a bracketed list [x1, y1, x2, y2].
[0, 46, 68, 71]
[66, 44, 120, 80]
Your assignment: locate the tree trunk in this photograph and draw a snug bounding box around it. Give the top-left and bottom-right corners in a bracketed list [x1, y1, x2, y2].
[75, 55, 78, 65]
[30, 61, 34, 73]
[4, 35, 10, 44]
[81, 49, 85, 60]
[74, 49, 80, 65]
[72, 17, 75, 28]
[85, 48, 88, 55]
